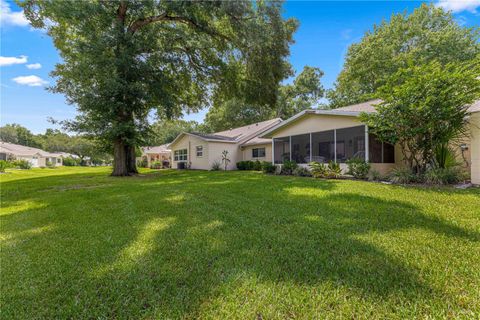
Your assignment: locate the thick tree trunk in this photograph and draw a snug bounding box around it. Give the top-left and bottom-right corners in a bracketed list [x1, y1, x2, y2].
[126, 144, 138, 174]
[112, 139, 129, 176]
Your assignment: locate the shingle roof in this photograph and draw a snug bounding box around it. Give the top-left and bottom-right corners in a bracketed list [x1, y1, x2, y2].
[333, 99, 480, 113]
[468, 100, 480, 113]
[241, 137, 273, 147]
[168, 118, 282, 148]
[142, 144, 171, 154]
[334, 99, 382, 113]
[0, 141, 56, 157]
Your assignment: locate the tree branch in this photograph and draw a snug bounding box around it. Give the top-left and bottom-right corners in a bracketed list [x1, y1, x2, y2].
[128, 13, 232, 42]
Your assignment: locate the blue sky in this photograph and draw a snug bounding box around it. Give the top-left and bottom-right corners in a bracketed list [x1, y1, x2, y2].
[1, 0, 479, 134]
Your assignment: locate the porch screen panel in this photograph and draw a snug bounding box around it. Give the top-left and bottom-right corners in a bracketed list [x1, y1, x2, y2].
[312, 130, 334, 163]
[291, 134, 310, 163]
[336, 126, 365, 162]
[273, 137, 290, 164]
[369, 134, 383, 163]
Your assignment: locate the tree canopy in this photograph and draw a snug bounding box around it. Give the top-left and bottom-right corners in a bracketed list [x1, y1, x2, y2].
[204, 66, 324, 132]
[148, 119, 203, 146]
[22, 0, 298, 175]
[328, 4, 480, 108]
[360, 59, 480, 172]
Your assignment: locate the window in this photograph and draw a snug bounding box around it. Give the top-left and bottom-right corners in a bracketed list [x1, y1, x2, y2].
[196, 146, 203, 157]
[335, 126, 365, 162]
[368, 134, 395, 163]
[252, 147, 266, 158]
[174, 149, 188, 161]
[274, 137, 290, 164]
[312, 130, 334, 163]
[57, 158, 61, 164]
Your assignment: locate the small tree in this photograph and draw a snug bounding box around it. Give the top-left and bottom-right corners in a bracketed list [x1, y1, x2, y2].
[360, 60, 480, 173]
[221, 150, 230, 171]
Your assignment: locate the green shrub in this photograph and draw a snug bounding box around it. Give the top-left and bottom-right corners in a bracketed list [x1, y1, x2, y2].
[137, 158, 148, 168]
[0, 160, 10, 173]
[389, 167, 422, 184]
[211, 161, 221, 171]
[368, 169, 383, 181]
[280, 160, 297, 175]
[252, 160, 262, 171]
[62, 157, 78, 166]
[261, 161, 276, 174]
[46, 161, 54, 168]
[309, 161, 327, 178]
[293, 166, 311, 177]
[326, 161, 342, 179]
[150, 161, 162, 169]
[424, 167, 464, 185]
[14, 159, 32, 170]
[433, 143, 458, 169]
[237, 161, 252, 170]
[346, 157, 371, 179]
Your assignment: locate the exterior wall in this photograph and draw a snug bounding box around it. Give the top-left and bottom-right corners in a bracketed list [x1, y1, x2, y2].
[270, 114, 362, 139]
[241, 144, 272, 163]
[170, 134, 211, 170]
[208, 142, 239, 170]
[470, 113, 480, 184]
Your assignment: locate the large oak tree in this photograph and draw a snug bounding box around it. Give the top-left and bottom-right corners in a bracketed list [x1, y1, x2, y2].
[22, 0, 297, 175]
[327, 4, 479, 108]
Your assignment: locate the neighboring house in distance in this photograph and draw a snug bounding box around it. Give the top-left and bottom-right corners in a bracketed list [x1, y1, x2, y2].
[56, 152, 91, 166]
[140, 144, 171, 168]
[0, 142, 63, 167]
[168, 118, 282, 170]
[260, 99, 480, 184]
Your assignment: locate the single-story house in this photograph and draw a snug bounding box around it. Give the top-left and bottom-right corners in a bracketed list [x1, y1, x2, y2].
[168, 118, 282, 170]
[260, 99, 480, 184]
[140, 144, 171, 167]
[0, 142, 63, 167]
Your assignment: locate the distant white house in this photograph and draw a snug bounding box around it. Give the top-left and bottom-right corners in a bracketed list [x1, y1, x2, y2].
[139, 144, 171, 167]
[0, 142, 63, 167]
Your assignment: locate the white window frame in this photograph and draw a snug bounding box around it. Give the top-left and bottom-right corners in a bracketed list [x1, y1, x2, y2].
[196, 146, 203, 158]
[252, 147, 266, 158]
[174, 149, 188, 161]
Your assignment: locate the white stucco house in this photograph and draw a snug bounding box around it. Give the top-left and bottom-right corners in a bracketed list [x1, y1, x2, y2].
[0, 142, 63, 167]
[168, 118, 282, 170]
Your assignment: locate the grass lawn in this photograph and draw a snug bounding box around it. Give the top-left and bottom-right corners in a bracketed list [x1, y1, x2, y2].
[1, 167, 480, 319]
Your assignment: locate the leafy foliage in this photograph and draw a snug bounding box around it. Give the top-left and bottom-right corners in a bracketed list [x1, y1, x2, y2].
[325, 161, 342, 179]
[22, 1, 298, 176]
[62, 157, 79, 167]
[293, 166, 312, 177]
[0, 160, 10, 173]
[221, 150, 230, 171]
[0, 124, 43, 148]
[149, 119, 204, 146]
[210, 161, 221, 171]
[328, 4, 479, 108]
[13, 160, 32, 170]
[360, 60, 480, 173]
[204, 66, 325, 131]
[309, 161, 327, 178]
[280, 160, 298, 175]
[346, 158, 371, 179]
[424, 167, 465, 185]
[261, 161, 276, 174]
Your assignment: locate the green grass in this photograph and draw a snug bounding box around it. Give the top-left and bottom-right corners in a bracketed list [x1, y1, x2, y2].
[1, 167, 480, 319]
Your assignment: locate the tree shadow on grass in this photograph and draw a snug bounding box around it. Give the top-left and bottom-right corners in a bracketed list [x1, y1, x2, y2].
[1, 171, 479, 318]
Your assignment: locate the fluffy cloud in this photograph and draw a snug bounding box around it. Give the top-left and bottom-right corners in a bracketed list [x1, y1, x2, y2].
[0, 55, 28, 66]
[0, 0, 29, 27]
[436, 0, 480, 13]
[12, 75, 48, 87]
[26, 63, 42, 69]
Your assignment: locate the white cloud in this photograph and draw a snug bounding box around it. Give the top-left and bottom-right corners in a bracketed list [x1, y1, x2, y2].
[0, 0, 29, 27]
[0, 55, 28, 66]
[12, 75, 48, 87]
[26, 63, 42, 69]
[436, 0, 480, 13]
